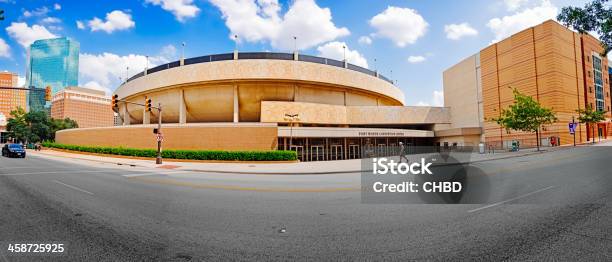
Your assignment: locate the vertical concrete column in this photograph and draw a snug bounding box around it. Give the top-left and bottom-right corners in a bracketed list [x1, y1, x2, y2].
[233, 85, 239, 123]
[179, 89, 187, 124]
[122, 104, 130, 126]
[180, 58, 184, 66]
[233, 50, 238, 60]
[293, 51, 298, 61]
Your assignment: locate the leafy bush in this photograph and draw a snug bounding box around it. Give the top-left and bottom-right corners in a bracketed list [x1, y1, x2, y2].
[41, 142, 297, 161]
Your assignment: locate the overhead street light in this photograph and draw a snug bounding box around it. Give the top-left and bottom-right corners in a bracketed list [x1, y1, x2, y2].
[284, 113, 300, 150]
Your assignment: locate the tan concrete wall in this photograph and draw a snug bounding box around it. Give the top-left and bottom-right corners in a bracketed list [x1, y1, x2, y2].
[121, 81, 400, 124]
[436, 135, 481, 147]
[443, 55, 482, 129]
[56, 123, 279, 151]
[260, 101, 451, 125]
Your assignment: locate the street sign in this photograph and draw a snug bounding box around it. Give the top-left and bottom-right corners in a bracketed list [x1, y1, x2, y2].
[156, 133, 164, 142]
[568, 123, 576, 134]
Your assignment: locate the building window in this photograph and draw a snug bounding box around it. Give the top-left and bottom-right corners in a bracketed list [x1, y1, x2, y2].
[589, 86, 592, 93]
[593, 55, 605, 111]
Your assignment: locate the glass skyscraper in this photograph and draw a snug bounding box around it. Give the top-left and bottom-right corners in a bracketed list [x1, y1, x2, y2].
[26, 37, 79, 111]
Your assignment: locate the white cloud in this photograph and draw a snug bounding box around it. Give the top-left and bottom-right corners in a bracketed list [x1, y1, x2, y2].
[76, 21, 85, 30]
[444, 23, 478, 40]
[87, 10, 135, 33]
[83, 81, 112, 95]
[358, 36, 372, 45]
[23, 6, 49, 18]
[316, 41, 368, 68]
[415, 90, 444, 107]
[159, 44, 177, 60]
[209, 0, 349, 50]
[487, 0, 557, 43]
[145, 0, 200, 22]
[54, 3, 61, 10]
[432, 90, 444, 106]
[504, 0, 529, 11]
[0, 38, 10, 58]
[369, 6, 428, 47]
[79, 46, 176, 94]
[17, 76, 25, 87]
[41, 17, 61, 24]
[5, 22, 57, 48]
[407, 55, 426, 64]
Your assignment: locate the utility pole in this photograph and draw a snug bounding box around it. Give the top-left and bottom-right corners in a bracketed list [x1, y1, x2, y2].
[156, 102, 163, 164]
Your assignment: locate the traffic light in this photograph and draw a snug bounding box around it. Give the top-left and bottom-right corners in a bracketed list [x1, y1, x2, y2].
[145, 98, 152, 112]
[111, 94, 118, 109]
[44, 86, 52, 101]
[0, 10, 4, 21]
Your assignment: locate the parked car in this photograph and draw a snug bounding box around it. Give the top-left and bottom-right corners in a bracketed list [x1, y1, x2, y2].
[2, 143, 26, 158]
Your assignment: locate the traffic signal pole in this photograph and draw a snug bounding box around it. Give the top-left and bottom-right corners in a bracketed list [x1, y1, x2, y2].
[156, 103, 162, 164]
[112, 95, 163, 164]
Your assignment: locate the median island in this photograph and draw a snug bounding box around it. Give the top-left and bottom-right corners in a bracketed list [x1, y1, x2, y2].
[41, 142, 297, 162]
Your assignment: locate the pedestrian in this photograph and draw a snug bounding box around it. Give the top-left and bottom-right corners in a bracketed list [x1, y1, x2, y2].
[398, 142, 409, 163]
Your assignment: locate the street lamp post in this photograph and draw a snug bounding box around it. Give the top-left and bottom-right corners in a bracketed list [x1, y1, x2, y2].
[181, 42, 186, 60]
[284, 113, 299, 150]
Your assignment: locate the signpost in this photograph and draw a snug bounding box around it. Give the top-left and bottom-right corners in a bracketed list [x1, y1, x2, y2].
[569, 116, 577, 147]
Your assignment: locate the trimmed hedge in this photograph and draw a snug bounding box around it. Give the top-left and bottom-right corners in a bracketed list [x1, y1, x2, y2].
[42, 142, 297, 161]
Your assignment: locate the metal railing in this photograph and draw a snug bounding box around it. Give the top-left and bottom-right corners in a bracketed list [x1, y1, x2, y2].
[124, 52, 394, 85]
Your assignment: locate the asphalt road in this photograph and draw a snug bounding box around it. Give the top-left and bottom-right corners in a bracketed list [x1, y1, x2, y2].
[0, 146, 611, 261]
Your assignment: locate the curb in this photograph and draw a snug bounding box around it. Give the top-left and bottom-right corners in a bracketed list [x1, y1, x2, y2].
[29, 146, 571, 175]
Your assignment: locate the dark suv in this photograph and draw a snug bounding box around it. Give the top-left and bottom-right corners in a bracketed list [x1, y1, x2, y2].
[2, 144, 26, 158]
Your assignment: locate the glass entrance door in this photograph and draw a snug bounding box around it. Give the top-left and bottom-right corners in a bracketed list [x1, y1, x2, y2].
[310, 145, 325, 161]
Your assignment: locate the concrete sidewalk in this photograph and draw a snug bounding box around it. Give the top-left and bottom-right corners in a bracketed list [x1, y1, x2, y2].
[26, 143, 590, 175]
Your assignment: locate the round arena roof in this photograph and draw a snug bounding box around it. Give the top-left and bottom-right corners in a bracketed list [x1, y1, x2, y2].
[114, 52, 405, 105]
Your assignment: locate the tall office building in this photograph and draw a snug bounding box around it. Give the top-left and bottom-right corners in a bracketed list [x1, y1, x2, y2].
[444, 20, 610, 147]
[26, 37, 79, 111]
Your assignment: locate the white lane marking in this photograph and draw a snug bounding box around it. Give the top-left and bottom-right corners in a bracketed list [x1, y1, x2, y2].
[122, 171, 195, 178]
[468, 186, 556, 213]
[0, 170, 112, 176]
[53, 180, 94, 195]
[122, 173, 159, 178]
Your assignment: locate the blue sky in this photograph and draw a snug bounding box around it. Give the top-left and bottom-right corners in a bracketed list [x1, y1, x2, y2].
[0, 0, 594, 105]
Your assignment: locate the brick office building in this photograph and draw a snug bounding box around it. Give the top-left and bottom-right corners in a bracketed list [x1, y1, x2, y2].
[444, 20, 610, 148]
[50, 87, 113, 128]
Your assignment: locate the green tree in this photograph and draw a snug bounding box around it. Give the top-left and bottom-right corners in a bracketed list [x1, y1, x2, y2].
[557, 0, 612, 56]
[492, 88, 558, 151]
[26, 110, 52, 143]
[576, 104, 607, 144]
[6, 108, 79, 143]
[6, 107, 29, 143]
[50, 117, 78, 140]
